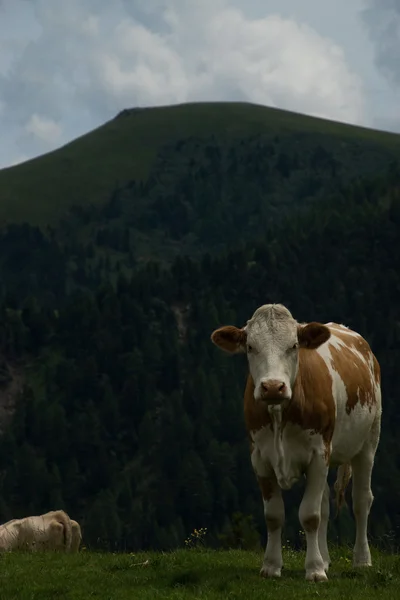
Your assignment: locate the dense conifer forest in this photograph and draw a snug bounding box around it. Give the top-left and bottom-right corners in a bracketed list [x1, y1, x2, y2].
[0, 104, 399, 552]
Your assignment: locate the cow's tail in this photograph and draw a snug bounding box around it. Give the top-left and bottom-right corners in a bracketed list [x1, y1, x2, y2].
[334, 464, 352, 517]
[53, 510, 72, 552]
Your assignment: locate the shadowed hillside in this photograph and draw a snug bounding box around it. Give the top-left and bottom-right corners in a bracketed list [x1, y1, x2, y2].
[0, 102, 399, 554]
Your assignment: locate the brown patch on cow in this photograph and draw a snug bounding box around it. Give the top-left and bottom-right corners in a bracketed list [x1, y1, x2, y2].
[211, 326, 247, 354]
[257, 476, 275, 502]
[243, 374, 272, 433]
[266, 516, 281, 532]
[327, 327, 379, 414]
[302, 514, 320, 533]
[373, 355, 381, 386]
[285, 348, 336, 458]
[334, 464, 352, 516]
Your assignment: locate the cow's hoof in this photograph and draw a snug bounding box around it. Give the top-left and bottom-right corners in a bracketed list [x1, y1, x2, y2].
[305, 570, 328, 582]
[260, 564, 282, 578]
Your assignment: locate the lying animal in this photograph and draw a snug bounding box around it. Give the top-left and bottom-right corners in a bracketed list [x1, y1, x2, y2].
[70, 519, 82, 552]
[0, 510, 81, 552]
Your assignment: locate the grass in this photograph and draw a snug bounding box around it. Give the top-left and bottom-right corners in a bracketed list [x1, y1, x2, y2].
[1, 101, 400, 226]
[0, 547, 399, 599]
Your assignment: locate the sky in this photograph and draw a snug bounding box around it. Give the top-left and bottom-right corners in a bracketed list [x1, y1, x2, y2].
[0, 0, 400, 169]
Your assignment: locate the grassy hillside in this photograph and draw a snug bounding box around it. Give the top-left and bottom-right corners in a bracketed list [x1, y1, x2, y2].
[0, 101, 400, 226]
[0, 103, 399, 557]
[1, 548, 398, 600]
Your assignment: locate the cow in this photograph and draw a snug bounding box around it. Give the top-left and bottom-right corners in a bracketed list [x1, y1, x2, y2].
[211, 303, 382, 582]
[0, 510, 78, 553]
[70, 519, 82, 552]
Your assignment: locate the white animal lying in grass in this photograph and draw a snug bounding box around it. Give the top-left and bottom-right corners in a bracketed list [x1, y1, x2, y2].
[0, 510, 82, 552]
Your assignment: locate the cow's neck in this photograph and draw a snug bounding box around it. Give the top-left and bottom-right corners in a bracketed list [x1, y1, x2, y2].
[267, 368, 308, 489]
[267, 404, 295, 489]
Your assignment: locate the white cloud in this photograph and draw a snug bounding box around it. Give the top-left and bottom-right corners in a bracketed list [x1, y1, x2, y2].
[91, 21, 188, 107]
[362, 0, 400, 86]
[361, 0, 400, 132]
[25, 114, 62, 144]
[0, 0, 366, 168]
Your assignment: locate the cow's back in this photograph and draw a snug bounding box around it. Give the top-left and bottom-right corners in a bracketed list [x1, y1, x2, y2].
[0, 519, 22, 551]
[316, 323, 381, 465]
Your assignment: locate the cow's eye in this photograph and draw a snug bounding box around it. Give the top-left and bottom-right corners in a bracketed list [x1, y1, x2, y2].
[247, 345, 253, 353]
[292, 342, 299, 350]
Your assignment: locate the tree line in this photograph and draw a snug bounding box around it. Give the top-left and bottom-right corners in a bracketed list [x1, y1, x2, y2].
[0, 141, 398, 552]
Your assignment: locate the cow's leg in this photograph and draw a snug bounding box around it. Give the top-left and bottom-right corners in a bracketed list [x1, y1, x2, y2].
[258, 475, 285, 578]
[299, 454, 329, 582]
[318, 482, 331, 572]
[351, 414, 380, 568]
[71, 522, 82, 553]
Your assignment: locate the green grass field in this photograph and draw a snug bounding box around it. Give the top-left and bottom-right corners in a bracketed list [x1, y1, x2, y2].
[0, 547, 398, 600]
[1, 101, 400, 226]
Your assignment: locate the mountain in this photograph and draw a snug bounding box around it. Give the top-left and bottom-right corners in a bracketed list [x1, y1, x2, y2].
[2, 102, 400, 267]
[0, 101, 399, 225]
[0, 102, 399, 552]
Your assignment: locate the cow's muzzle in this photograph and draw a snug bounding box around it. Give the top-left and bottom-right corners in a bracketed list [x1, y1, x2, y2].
[260, 379, 289, 404]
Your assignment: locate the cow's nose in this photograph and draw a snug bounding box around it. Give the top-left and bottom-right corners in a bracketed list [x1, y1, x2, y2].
[261, 380, 287, 401]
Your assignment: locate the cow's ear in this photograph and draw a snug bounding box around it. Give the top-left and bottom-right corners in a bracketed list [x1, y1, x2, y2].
[297, 322, 330, 349]
[211, 326, 247, 354]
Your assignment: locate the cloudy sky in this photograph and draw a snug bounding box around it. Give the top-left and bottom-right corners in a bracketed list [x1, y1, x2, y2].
[0, 0, 399, 169]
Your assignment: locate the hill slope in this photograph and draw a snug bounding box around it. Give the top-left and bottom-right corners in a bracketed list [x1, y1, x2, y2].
[0, 102, 399, 553]
[0, 164, 399, 551]
[0, 101, 400, 227]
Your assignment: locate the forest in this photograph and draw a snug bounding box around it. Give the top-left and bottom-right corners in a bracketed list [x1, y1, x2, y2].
[0, 110, 399, 553]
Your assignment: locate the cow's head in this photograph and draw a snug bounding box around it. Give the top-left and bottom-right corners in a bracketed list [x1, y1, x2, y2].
[211, 304, 330, 405]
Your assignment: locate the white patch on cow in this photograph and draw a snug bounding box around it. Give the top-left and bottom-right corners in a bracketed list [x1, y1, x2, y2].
[316, 331, 377, 465]
[269, 406, 295, 489]
[245, 305, 299, 401]
[251, 410, 322, 490]
[326, 335, 345, 351]
[367, 352, 375, 375]
[329, 323, 359, 336]
[315, 339, 344, 421]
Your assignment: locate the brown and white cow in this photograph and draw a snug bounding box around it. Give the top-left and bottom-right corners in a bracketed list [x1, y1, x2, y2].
[211, 303, 381, 582]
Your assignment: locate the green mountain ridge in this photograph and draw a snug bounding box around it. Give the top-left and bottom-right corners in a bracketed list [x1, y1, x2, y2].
[1, 101, 400, 227]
